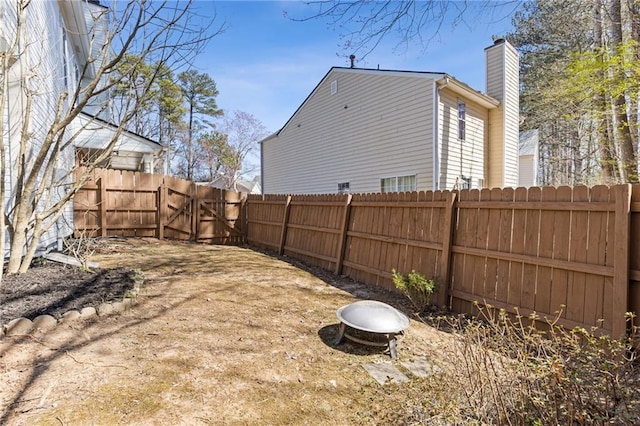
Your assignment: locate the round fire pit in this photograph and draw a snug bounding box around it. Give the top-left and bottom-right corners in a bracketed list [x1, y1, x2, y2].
[333, 300, 410, 359]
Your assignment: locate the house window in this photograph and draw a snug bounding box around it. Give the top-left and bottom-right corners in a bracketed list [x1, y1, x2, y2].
[331, 79, 338, 95]
[458, 101, 466, 140]
[380, 175, 416, 193]
[338, 182, 350, 193]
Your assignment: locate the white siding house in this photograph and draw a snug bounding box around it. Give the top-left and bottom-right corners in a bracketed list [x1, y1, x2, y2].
[261, 39, 519, 194]
[518, 129, 539, 187]
[0, 0, 163, 254]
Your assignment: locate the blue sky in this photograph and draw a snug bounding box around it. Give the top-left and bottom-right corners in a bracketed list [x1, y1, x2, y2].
[193, 0, 516, 162]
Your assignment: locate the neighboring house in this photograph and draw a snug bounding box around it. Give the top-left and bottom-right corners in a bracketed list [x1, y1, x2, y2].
[0, 0, 163, 253]
[201, 176, 262, 195]
[74, 112, 166, 174]
[260, 39, 519, 194]
[518, 129, 539, 187]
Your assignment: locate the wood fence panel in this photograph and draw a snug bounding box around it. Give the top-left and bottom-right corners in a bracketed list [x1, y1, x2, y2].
[403, 192, 417, 274]
[536, 186, 556, 317]
[567, 186, 589, 325]
[371, 193, 386, 286]
[630, 185, 640, 320]
[522, 187, 541, 312]
[450, 189, 467, 314]
[414, 191, 430, 277]
[105, 170, 121, 235]
[242, 183, 640, 336]
[485, 188, 502, 303]
[507, 187, 528, 309]
[163, 175, 194, 240]
[72, 168, 100, 236]
[246, 194, 286, 250]
[496, 187, 514, 304]
[136, 171, 158, 237]
[196, 185, 213, 242]
[75, 168, 243, 244]
[285, 194, 341, 270]
[550, 186, 572, 319]
[584, 186, 610, 328]
[121, 171, 135, 237]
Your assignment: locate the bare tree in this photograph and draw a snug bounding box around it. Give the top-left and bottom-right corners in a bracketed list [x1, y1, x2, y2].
[0, 0, 223, 276]
[216, 111, 268, 190]
[198, 111, 268, 189]
[288, 1, 523, 58]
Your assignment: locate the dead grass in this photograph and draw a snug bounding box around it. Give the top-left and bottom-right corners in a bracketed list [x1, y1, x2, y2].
[0, 238, 447, 425]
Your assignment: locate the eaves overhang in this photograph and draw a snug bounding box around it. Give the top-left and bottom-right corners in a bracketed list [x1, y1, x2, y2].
[436, 75, 500, 109]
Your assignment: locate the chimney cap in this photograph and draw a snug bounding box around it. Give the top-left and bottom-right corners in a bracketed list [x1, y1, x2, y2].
[492, 37, 506, 45]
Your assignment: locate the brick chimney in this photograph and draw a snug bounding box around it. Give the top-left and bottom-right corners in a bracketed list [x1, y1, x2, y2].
[485, 38, 519, 188]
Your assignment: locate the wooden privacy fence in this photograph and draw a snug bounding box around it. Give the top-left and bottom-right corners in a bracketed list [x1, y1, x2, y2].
[246, 184, 640, 338]
[73, 168, 244, 244]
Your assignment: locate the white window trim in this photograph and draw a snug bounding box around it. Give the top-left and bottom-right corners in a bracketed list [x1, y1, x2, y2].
[380, 174, 417, 193]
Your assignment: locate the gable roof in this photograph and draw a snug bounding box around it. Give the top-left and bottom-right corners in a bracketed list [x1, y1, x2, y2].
[261, 66, 500, 143]
[75, 112, 163, 152]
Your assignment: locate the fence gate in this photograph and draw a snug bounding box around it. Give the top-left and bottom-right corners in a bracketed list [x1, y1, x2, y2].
[74, 168, 244, 244]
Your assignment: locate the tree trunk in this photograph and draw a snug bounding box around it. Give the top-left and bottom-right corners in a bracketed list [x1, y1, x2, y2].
[187, 103, 194, 180]
[594, 0, 618, 182]
[610, 0, 638, 182]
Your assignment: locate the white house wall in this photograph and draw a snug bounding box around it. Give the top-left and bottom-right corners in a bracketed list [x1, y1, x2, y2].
[485, 40, 520, 188]
[437, 88, 487, 190]
[2, 0, 80, 253]
[518, 155, 535, 187]
[81, 0, 110, 117]
[262, 69, 436, 194]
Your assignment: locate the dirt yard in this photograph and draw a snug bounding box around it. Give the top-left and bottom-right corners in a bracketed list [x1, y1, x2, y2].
[0, 238, 451, 425]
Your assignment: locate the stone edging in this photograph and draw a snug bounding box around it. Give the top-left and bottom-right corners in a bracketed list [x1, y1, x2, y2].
[0, 271, 144, 339]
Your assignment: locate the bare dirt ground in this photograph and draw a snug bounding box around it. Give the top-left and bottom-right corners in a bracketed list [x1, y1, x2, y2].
[0, 238, 450, 425]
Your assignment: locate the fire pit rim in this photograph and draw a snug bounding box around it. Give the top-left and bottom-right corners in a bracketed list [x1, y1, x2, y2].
[336, 300, 410, 334]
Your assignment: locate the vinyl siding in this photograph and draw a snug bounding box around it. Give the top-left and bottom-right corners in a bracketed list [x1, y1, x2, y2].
[503, 45, 520, 187]
[81, 0, 109, 117]
[2, 0, 80, 253]
[437, 89, 487, 190]
[486, 45, 505, 187]
[263, 69, 436, 194]
[485, 40, 519, 188]
[519, 155, 535, 187]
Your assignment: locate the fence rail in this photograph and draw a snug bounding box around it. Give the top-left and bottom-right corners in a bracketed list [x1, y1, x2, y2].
[74, 168, 244, 244]
[247, 184, 640, 338]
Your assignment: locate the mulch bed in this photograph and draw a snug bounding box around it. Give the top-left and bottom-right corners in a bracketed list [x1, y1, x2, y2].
[0, 260, 139, 325]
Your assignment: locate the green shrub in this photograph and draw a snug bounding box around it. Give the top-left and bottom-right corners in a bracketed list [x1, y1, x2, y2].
[391, 269, 436, 313]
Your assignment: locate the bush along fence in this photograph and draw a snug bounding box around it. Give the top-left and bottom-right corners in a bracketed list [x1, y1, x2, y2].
[73, 168, 244, 244]
[246, 185, 640, 338]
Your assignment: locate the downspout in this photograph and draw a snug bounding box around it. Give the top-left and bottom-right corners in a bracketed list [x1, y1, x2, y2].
[433, 80, 439, 191]
[260, 140, 264, 193]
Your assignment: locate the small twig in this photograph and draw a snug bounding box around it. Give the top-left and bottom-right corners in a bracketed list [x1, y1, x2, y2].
[65, 351, 128, 369]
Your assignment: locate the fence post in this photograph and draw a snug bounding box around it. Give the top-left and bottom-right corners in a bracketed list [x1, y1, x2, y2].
[190, 183, 197, 241]
[158, 184, 167, 240]
[99, 177, 107, 237]
[279, 196, 292, 255]
[335, 194, 353, 275]
[438, 191, 457, 308]
[240, 197, 247, 243]
[612, 183, 631, 338]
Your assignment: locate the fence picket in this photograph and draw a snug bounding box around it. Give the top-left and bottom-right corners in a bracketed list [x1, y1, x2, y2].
[76, 170, 640, 336]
